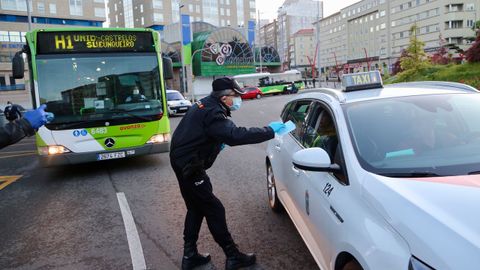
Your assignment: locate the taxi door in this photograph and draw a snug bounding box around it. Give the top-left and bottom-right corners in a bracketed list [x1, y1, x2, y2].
[278, 100, 313, 214]
[296, 105, 348, 268]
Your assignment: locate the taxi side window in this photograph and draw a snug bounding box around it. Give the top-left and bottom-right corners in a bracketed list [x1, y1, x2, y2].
[283, 100, 312, 141]
[302, 103, 348, 184]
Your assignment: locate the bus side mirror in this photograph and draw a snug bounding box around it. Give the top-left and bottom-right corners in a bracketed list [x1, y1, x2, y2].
[12, 52, 24, 79]
[162, 56, 173, 80]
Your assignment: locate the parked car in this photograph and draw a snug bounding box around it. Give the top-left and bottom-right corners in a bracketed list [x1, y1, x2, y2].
[166, 89, 192, 115]
[241, 87, 263, 99]
[266, 71, 480, 270]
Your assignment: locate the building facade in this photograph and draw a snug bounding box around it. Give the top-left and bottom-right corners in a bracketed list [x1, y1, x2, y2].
[290, 28, 315, 70]
[107, 0, 257, 29]
[259, 19, 278, 49]
[276, 0, 323, 68]
[317, 0, 480, 77]
[0, 0, 106, 108]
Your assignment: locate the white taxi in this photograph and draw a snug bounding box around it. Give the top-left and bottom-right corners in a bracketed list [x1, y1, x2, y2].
[266, 71, 480, 270]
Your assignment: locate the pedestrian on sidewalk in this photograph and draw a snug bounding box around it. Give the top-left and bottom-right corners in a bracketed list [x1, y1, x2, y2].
[170, 77, 286, 270]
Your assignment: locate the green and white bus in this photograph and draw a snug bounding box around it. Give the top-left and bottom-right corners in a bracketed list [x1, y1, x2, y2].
[233, 70, 304, 95]
[12, 28, 173, 166]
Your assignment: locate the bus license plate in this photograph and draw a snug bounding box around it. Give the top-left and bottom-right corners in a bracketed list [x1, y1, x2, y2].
[97, 151, 126, 160]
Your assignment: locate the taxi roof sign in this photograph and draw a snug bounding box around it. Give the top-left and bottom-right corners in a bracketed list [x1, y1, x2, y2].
[341, 71, 383, 92]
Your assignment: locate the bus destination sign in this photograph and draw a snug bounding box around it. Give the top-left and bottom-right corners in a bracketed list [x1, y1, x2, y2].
[37, 31, 156, 54]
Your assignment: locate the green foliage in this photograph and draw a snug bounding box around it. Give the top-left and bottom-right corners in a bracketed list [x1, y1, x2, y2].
[400, 25, 430, 71]
[385, 62, 480, 89]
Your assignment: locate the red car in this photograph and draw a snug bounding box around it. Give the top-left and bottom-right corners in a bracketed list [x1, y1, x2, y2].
[241, 87, 263, 99]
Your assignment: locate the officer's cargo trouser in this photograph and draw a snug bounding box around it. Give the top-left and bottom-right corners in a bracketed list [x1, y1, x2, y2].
[172, 162, 234, 248]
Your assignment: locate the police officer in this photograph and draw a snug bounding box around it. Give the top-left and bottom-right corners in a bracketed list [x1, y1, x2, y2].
[0, 104, 49, 149]
[170, 77, 286, 270]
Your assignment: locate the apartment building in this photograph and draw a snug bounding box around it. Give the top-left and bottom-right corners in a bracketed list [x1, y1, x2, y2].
[259, 19, 278, 49]
[277, 0, 323, 68]
[290, 28, 315, 69]
[0, 0, 106, 107]
[107, 0, 256, 29]
[317, 0, 480, 76]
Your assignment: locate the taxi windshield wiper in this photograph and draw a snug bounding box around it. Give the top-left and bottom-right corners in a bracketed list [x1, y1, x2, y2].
[379, 171, 440, 178]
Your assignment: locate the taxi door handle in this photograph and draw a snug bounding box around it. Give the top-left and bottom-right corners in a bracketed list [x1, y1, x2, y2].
[274, 144, 281, 151]
[292, 166, 300, 176]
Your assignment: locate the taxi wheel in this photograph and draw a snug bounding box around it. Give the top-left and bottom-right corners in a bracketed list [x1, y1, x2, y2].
[256, 94, 261, 99]
[267, 162, 283, 213]
[343, 259, 363, 270]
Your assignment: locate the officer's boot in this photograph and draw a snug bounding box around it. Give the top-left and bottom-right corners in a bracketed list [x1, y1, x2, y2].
[181, 241, 211, 270]
[223, 243, 256, 270]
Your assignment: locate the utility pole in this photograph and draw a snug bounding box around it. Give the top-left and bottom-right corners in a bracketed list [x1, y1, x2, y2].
[257, 10, 263, 73]
[178, 4, 187, 98]
[26, 0, 32, 31]
[315, 0, 321, 87]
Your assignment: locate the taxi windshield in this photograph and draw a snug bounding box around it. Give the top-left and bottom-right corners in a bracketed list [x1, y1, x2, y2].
[345, 93, 480, 177]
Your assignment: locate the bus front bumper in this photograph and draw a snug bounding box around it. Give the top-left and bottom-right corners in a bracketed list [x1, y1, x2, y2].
[39, 142, 170, 167]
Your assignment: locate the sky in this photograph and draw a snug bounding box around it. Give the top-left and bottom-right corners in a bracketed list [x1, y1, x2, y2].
[257, 0, 359, 22]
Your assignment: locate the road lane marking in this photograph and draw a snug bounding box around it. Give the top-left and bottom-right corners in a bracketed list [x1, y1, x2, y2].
[0, 152, 36, 159]
[116, 192, 147, 270]
[0, 175, 22, 190]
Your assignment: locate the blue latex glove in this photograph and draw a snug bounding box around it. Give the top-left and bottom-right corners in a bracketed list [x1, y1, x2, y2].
[220, 143, 226, 151]
[24, 104, 48, 129]
[268, 121, 286, 134]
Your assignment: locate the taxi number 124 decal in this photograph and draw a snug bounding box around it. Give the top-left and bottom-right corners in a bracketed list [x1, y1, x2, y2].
[323, 183, 334, 197]
[91, 127, 107, 135]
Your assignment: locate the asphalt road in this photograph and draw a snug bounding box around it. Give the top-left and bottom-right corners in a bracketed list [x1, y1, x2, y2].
[0, 94, 318, 270]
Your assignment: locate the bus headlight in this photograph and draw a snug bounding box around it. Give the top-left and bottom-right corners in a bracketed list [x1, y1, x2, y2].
[146, 133, 170, 144]
[39, 145, 71, 156]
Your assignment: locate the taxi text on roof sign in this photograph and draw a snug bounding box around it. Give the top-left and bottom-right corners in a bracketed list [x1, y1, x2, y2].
[341, 71, 383, 92]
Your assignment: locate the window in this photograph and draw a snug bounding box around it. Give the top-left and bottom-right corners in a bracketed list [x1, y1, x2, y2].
[196, 5, 200, 13]
[283, 100, 312, 141]
[0, 76, 6, 87]
[189, 4, 193, 12]
[466, 3, 475, 11]
[94, 7, 105, 17]
[153, 13, 163, 22]
[141, 17, 144, 25]
[0, 31, 9, 42]
[69, 0, 83, 16]
[37, 2, 45, 13]
[9, 31, 20, 42]
[140, 4, 143, 12]
[49, 3, 56, 14]
[153, 0, 162, 9]
[220, 7, 224, 15]
[380, 10, 386, 17]
[467, 19, 475, 28]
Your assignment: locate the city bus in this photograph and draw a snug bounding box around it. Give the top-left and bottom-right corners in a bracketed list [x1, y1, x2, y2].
[12, 28, 173, 166]
[233, 70, 304, 95]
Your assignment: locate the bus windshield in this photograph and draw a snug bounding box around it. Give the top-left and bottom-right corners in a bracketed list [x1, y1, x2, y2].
[37, 53, 162, 129]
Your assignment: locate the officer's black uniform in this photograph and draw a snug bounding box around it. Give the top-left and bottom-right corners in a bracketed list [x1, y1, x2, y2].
[170, 79, 274, 270]
[0, 118, 35, 149]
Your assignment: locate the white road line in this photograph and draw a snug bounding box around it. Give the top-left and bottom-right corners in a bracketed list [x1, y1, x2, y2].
[116, 192, 147, 270]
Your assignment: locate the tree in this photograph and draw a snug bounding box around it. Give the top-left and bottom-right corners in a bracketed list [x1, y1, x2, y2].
[431, 34, 451, 65]
[400, 24, 430, 71]
[392, 49, 408, 75]
[466, 20, 480, 63]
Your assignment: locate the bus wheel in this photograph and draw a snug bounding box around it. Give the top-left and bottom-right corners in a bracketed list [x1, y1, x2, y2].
[256, 94, 261, 99]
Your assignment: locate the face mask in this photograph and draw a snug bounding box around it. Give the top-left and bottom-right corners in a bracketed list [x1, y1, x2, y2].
[229, 96, 242, 111]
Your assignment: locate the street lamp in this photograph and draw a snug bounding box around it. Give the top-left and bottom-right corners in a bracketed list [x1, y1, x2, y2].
[178, 3, 187, 96]
[189, 47, 211, 102]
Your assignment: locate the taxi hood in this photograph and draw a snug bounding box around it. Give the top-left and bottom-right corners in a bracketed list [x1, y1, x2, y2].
[361, 174, 480, 269]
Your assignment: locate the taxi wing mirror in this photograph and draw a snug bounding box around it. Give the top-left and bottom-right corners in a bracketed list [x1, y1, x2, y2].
[162, 56, 173, 80]
[292, 148, 341, 173]
[12, 52, 24, 79]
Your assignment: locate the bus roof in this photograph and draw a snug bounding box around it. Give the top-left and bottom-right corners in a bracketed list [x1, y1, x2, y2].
[233, 72, 271, 79]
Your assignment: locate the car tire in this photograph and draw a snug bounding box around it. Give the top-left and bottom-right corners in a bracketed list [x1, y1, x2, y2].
[267, 162, 283, 213]
[256, 94, 261, 99]
[342, 259, 363, 270]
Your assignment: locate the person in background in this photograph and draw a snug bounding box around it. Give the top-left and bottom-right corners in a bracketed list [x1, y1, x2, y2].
[125, 86, 147, 103]
[4, 101, 22, 122]
[0, 104, 49, 149]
